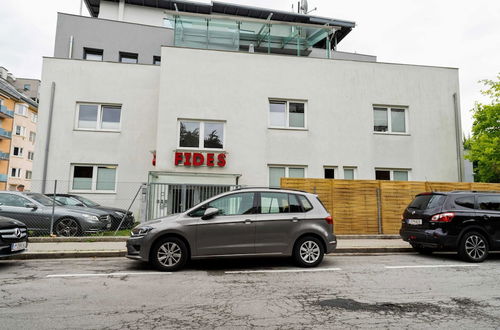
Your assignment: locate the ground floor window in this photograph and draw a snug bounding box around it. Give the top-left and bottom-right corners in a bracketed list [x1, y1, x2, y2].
[10, 168, 21, 178]
[375, 169, 409, 181]
[268, 166, 306, 188]
[343, 167, 357, 180]
[324, 166, 336, 179]
[71, 164, 117, 192]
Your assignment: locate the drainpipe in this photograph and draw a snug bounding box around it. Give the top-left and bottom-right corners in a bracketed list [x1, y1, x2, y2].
[118, 0, 125, 21]
[453, 93, 464, 182]
[68, 35, 74, 59]
[42, 82, 56, 193]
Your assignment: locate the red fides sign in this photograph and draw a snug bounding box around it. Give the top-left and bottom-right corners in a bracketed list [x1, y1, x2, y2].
[174, 152, 226, 167]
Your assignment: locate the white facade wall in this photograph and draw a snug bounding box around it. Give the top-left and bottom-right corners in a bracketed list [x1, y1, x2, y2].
[99, 1, 168, 27]
[156, 47, 461, 185]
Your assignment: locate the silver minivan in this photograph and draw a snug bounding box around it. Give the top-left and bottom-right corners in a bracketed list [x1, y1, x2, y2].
[127, 188, 336, 271]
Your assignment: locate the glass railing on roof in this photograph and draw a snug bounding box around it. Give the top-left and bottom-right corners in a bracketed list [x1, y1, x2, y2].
[168, 12, 337, 57]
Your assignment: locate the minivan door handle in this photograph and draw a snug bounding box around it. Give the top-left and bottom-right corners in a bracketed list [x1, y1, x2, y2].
[292, 217, 299, 223]
[244, 219, 252, 224]
[483, 215, 491, 220]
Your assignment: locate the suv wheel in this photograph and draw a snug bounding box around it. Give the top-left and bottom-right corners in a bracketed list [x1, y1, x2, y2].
[459, 231, 489, 263]
[293, 236, 324, 267]
[410, 243, 435, 255]
[151, 237, 188, 271]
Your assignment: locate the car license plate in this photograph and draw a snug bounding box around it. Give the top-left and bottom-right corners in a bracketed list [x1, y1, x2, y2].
[407, 219, 422, 225]
[106, 223, 111, 229]
[11, 241, 27, 252]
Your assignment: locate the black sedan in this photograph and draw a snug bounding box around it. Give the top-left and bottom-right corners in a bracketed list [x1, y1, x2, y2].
[47, 194, 135, 230]
[0, 216, 28, 258]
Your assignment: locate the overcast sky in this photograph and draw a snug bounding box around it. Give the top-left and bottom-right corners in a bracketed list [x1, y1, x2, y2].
[1, 0, 499, 134]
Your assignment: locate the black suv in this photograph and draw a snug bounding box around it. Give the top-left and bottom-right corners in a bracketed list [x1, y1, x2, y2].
[400, 191, 500, 262]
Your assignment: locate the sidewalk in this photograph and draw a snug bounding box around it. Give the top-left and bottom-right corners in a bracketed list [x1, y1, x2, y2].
[6, 236, 412, 260]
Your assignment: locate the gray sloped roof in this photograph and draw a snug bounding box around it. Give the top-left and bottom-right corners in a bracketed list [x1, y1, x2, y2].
[0, 79, 38, 108]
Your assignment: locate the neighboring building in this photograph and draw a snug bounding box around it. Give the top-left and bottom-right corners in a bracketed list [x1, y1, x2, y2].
[13, 78, 41, 104]
[34, 0, 464, 216]
[0, 67, 39, 191]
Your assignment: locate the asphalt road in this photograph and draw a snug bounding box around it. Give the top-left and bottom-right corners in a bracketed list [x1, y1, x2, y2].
[1, 253, 500, 329]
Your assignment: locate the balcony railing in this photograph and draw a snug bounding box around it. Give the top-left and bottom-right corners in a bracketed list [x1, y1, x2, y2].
[0, 152, 9, 160]
[0, 128, 12, 139]
[0, 174, 7, 182]
[0, 105, 14, 118]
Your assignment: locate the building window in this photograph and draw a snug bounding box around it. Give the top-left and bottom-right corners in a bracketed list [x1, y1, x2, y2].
[178, 120, 224, 150]
[153, 56, 161, 65]
[269, 100, 306, 129]
[27, 151, 34, 160]
[30, 112, 38, 123]
[71, 164, 117, 192]
[76, 104, 121, 131]
[29, 131, 36, 143]
[375, 169, 409, 181]
[83, 48, 103, 61]
[119, 52, 138, 64]
[324, 167, 336, 179]
[343, 167, 357, 180]
[12, 147, 23, 157]
[268, 166, 306, 188]
[373, 106, 408, 133]
[15, 125, 26, 137]
[10, 168, 21, 178]
[23, 84, 31, 91]
[25, 171, 32, 179]
[15, 104, 28, 116]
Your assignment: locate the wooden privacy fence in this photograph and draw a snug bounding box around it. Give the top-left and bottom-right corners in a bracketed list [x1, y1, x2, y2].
[281, 178, 500, 235]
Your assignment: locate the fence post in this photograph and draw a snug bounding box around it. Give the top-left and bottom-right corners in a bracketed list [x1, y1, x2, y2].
[49, 180, 57, 236]
[114, 183, 144, 235]
[376, 187, 383, 234]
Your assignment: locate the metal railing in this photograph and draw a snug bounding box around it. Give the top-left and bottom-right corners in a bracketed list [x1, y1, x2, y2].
[0, 105, 14, 118]
[0, 174, 8, 182]
[0, 128, 12, 139]
[0, 152, 9, 160]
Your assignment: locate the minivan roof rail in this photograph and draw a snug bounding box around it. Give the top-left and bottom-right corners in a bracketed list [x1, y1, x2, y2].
[233, 186, 307, 193]
[449, 190, 500, 194]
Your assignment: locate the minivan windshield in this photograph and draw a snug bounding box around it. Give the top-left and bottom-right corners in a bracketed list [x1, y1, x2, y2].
[408, 194, 445, 210]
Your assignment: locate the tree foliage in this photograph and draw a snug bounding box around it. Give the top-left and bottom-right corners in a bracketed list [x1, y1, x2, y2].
[465, 74, 500, 182]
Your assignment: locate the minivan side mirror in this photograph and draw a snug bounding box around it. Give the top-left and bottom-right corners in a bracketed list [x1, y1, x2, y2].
[201, 207, 219, 220]
[25, 203, 38, 210]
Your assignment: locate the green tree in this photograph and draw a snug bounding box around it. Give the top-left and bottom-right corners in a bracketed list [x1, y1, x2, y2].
[465, 74, 500, 182]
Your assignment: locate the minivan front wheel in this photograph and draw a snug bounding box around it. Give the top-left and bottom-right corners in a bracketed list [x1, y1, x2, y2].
[151, 237, 188, 271]
[459, 231, 489, 263]
[293, 236, 324, 267]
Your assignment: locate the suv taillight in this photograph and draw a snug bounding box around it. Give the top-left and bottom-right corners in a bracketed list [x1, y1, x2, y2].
[430, 212, 455, 223]
[325, 216, 333, 225]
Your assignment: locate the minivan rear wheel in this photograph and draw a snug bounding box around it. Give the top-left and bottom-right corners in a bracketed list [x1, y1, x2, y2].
[293, 236, 324, 267]
[151, 237, 188, 271]
[458, 231, 489, 263]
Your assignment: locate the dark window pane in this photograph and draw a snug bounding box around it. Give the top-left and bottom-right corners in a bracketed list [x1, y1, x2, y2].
[375, 170, 390, 180]
[84, 48, 103, 61]
[204, 122, 224, 149]
[73, 166, 93, 190]
[298, 195, 313, 212]
[374, 107, 388, 132]
[120, 52, 138, 63]
[324, 168, 335, 179]
[455, 196, 475, 209]
[289, 102, 305, 128]
[289, 194, 303, 212]
[179, 121, 200, 148]
[478, 196, 500, 211]
[153, 56, 161, 65]
[260, 192, 290, 214]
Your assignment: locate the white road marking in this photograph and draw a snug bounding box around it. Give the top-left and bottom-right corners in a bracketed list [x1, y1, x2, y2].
[46, 272, 172, 278]
[385, 264, 479, 269]
[225, 267, 342, 274]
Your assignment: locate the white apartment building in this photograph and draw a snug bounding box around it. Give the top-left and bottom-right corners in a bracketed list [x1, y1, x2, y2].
[34, 0, 464, 216]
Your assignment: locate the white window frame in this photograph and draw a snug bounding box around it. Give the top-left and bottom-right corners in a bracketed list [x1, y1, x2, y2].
[25, 170, 32, 180]
[15, 125, 26, 137]
[30, 112, 38, 123]
[375, 168, 411, 181]
[268, 165, 307, 188]
[342, 166, 357, 180]
[12, 147, 23, 157]
[268, 99, 308, 130]
[29, 131, 36, 142]
[10, 168, 21, 178]
[323, 166, 337, 179]
[75, 103, 122, 132]
[27, 151, 34, 161]
[177, 119, 226, 151]
[70, 164, 118, 193]
[15, 103, 28, 116]
[373, 105, 409, 135]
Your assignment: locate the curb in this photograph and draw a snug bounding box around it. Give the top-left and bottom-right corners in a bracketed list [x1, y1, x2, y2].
[29, 237, 129, 243]
[6, 247, 413, 260]
[337, 235, 401, 239]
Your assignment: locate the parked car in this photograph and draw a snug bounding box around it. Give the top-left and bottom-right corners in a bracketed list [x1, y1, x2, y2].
[0, 216, 28, 258]
[127, 188, 336, 271]
[46, 194, 135, 230]
[0, 192, 112, 237]
[400, 191, 500, 262]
